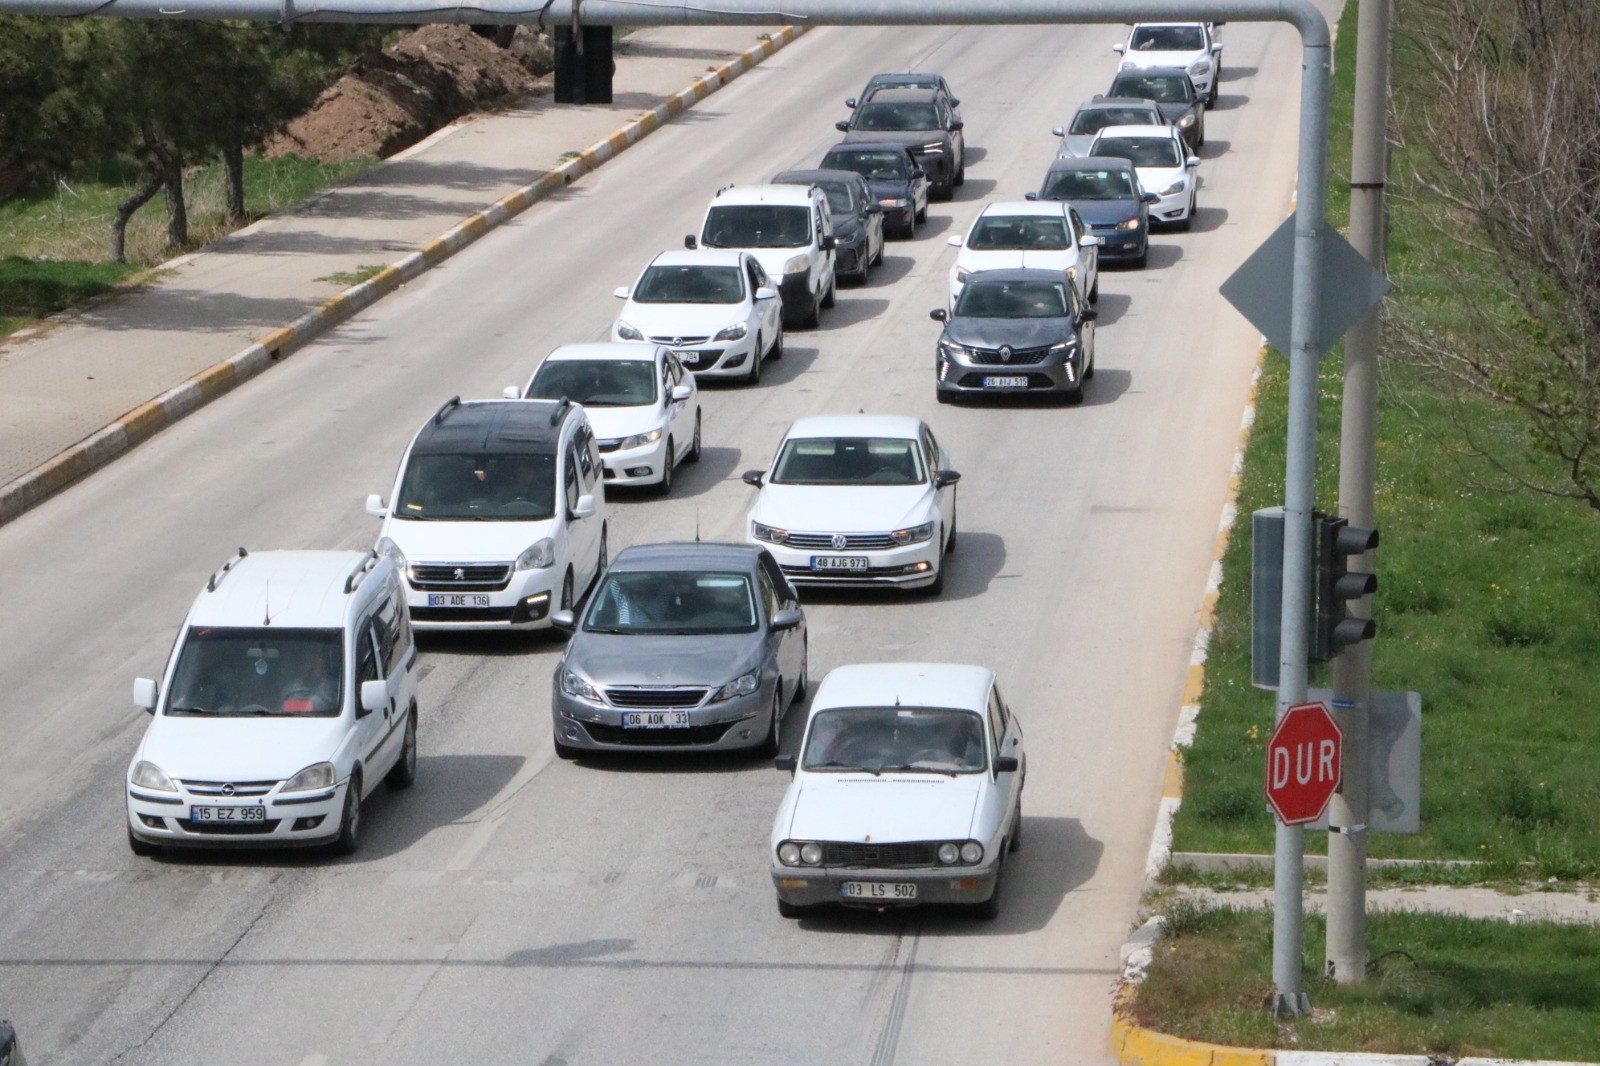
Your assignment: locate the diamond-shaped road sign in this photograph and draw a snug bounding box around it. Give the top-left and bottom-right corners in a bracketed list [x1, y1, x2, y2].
[1220, 215, 1390, 357]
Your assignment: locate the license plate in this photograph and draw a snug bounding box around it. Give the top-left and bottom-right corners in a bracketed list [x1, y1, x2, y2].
[811, 556, 869, 571]
[426, 593, 490, 608]
[983, 375, 1030, 388]
[671, 349, 701, 366]
[190, 805, 266, 823]
[841, 881, 918, 900]
[622, 710, 692, 729]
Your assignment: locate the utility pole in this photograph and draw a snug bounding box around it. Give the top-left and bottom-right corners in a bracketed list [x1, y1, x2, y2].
[1325, 0, 1392, 985]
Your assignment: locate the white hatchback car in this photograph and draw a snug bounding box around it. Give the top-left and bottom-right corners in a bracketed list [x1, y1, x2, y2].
[513, 342, 701, 494]
[1114, 22, 1223, 104]
[1089, 124, 1200, 229]
[947, 200, 1101, 305]
[613, 250, 784, 384]
[743, 414, 959, 594]
[367, 397, 608, 630]
[770, 662, 1026, 919]
[126, 549, 420, 856]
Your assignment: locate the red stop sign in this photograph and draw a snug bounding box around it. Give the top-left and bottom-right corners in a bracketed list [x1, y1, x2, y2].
[1264, 701, 1343, 825]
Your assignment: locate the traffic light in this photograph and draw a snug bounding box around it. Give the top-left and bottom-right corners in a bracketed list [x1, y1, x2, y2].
[1312, 512, 1378, 661]
[554, 24, 614, 105]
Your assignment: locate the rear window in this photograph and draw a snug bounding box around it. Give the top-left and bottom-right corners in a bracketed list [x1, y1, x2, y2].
[967, 215, 1070, 251]
[821, 150, 909, 182]
[1069, 107, 1157, 135]
[1110, 72, 1193, 104]
[1092, 137, 1183, 168]
[702, 204, 810, 249]
[1041, 168, 1140, 201]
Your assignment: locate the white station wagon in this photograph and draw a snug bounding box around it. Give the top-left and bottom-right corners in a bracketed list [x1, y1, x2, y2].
[769, 662, 1025, 919]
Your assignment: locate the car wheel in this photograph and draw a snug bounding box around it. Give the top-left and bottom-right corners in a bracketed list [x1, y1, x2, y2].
[945, 505, 957, 554]
[1177, 196, 1195, 232]
[1009, 801, 1023, 853]
[972, 855, 1002, 920]
[924, 546, 946, 596]
[686, 411, 702, 463]
[936, 388, 955, 405]
[821, 276, 836, 309]
[793, 641, 809, 704]
[128, 826, 160, 857]
[1085, 340, 1097, 380]
[756, 690, 782, 758]
[385, 708, 417, 790]
[778, 897, 809, 919]
[954, 158, 966, 187]
[746, 343, 763, 384]
[1088, 275, 1100, 303]
[560, 569, 575, 612]
[915, 202, 928, 224]
[554, 733, 579, 760]
[658, 440, 675, 495]
[331, 773, 361, 856]
[871, 237, 885, 266]
[769, 329, 784, 361]
[1064, 386, 1086, 406]
[801, 290, 821, 329]
[1132, 244, 1148, 269]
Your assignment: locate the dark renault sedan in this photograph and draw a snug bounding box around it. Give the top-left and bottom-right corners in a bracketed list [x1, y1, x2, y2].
[819, 141, 930, 239]
[773, 168, 885, 283]
[930, 268, 1098, 404]
[1029, 156, 1159, 267]
[550, 542, 807, 758]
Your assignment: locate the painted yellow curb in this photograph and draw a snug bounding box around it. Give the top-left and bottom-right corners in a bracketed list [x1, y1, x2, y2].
[1112, 1012, 1272, 1066]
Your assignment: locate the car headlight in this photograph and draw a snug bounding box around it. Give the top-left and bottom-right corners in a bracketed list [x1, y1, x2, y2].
[778, 842, 802, 866]
[920, 142, 945, 153]
[751, 521, 788, 545]
[711, 669, 760, 702]
[616, 320, 644, 341]
[960, 841, 984, 864]
[616, 428, 663, 451]
[937, 842, 960, 864]
[1120, 60, 1135, 70]
[782, 255, 809, 275]
[879, 197, 908, 208]
[1117, 217, 1143, 231]
[283, 762, 336, 793]
[131, 760, 177, 792]
[516, 538, 556, 570]
[1190, 59, 1212, 76]
[1161, 179, 1187, 196]
[1048, 339, 1081, 355]
[889, 521, 934, 546]
[560, 666, 601, 702]
[376, 536, 406, 569]
[953, 265, 971, 283]
[713, 321, 748, 342]
[799, 842, 823, 865]
[938, 340, 970, 361]
[1176, 113, 1196, 129]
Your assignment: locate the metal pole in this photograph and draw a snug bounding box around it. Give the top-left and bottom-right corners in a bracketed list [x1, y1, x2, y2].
[1325, 0, 1391, 986]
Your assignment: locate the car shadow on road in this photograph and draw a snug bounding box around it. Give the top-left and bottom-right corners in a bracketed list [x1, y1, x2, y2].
[1081, 368, 1133, 408]
[911, 214, 956, 240]
[817, 298, 890, 332]
[604, 444, 744, 507]
[1091, 291, 1133, 327]
[1210, 93, 1250, 111]
[1218, 65, 1258, 82]
[870, 254, 918, 286]
[948, 177, 998, 203]
[693, 343, 820, 389]
[562, 746, 779, 776]
[1187, 205, 1230, 234]
[1142, 243, 1185, 270]
[962, 146, 989, 165]
[1199, 138, 1231, 160]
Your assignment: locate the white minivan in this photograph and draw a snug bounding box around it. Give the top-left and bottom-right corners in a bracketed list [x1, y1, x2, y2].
[126, 548, 420, 856]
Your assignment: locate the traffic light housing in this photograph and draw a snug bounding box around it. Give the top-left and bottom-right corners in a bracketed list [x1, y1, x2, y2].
[554, 24, 614, 105]
[1312, 512, 1378, 661]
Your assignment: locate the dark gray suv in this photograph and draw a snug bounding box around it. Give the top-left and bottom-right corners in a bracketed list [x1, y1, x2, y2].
[836, 87, 965, 198]
[930, 268, 1098, 404]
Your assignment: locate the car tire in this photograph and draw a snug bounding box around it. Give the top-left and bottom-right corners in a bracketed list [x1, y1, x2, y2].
[972, 856, 1002, 920]
[554, 734, 579, 760]
[924, 547, 946, 597]
[1132, 244, 1148, 269]
[954, 158, 966, 187]
[1009, 799, 1023, 853]
[936, 388, 954, 405]
[801, 289, 822, 329]
[769, 329, 784, 361]
[746, 343, 763, 384]
[1088, 275, 1100, 303]
[793, 642, 809, 704]
[128, 826, 160, 857]
[1085, 342, 1097, 380]
[821, 276, 836, 310]
[385, 708, 417, 790]
[945, 506, 957, 554]
[870, 239, 885, 267]
[686, 411, 703, 463]
[777, 897, 809, 919]
[915, 202, 928, 224]
[559, 569, 575, 612]
[331, 773, 361, 857]
[756, 690, 782, 758]
[658, 440, 675, 495]
[1064, 387, 1086, 406]
[1177, 197, 1195, 232]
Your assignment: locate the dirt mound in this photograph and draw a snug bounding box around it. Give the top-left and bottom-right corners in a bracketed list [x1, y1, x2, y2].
[267, 25, 550, 163]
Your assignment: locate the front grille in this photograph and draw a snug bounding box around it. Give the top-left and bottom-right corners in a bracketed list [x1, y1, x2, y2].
[184, 819, 281, 835]
[605, 687, 710, 709]
[178, 779, 276, 798]
[782, 532, 898, 551]
[780, 564, 923, 580]
[410, 606, 518, 622]
[821, 841, 939, 868]
[581, 722, 734, 746]
[649, 334, 711, 345]
[409, 563, 513, 591]
[965, 346, 1053, 366]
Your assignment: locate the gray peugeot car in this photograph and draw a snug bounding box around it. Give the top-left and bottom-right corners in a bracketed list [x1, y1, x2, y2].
[930, 268, 1098, 404]
[550, 542, 807, 758]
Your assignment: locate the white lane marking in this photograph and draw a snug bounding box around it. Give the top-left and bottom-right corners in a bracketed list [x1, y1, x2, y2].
[369, 941, 455, 1044]
[1145, 796, 1182, 880]
[298, 1055, 328, 1066]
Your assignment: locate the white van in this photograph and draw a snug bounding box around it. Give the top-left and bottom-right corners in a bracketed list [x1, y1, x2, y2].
[126, 549, 420, 856]
[687, 184, 837, 329]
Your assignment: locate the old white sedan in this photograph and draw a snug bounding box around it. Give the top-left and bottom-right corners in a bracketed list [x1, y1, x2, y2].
[769, 662, 1025, 920]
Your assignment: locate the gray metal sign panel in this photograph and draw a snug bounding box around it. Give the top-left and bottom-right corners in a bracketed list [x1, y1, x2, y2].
[1302, 687, 1421, 835]
[1220, 214, 1390, 357]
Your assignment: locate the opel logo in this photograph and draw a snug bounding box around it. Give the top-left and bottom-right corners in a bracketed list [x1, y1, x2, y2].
[672, 337, 686, 347]
[999, 345, 1013, 363]
[221, 783, 236, 796]
[831, 534, 848, 550]
[453, 567, 466, 581]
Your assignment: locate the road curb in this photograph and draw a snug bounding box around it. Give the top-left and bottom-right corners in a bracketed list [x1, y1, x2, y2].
[0, 25, 808, 529]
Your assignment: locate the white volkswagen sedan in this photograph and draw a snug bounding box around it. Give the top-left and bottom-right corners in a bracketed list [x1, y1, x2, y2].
[514, 342, 700, 494]
[770, 662, 1026, 919]
[1088, 124, 1199, 229]
[743, 414, 959, 595]
[613, 249, 784, 384]
[947, 200, 1100, 305]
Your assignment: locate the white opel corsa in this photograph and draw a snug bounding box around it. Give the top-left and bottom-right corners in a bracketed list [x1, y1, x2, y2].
[613, 249, 785, 384]
[1088, 124, 1200, 229]
[743, 414, 960, 595]
[947, 200, 1101, 305]
[126, 549, 420, 857]
[769, 662, 1026, 919]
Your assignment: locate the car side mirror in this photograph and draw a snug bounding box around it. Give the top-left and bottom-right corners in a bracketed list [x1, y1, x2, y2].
[133, 677, 158, 713]
[612, 286, 629, 299]
[946, 235, 963, 247]
[950, 98, 961, 107]
[1141, 191, 1160, 204]
[1025, 191, 1040, 201]
[1051, 126, 1065, 137]
[1079, 234, 1098, 248]
[844, 97, 857, 108]
[365, 494, 387, 518]
[550, 610, 576, 632]
[741, 470, 765, 487]
[502, 386, 521, 400]
[572, 494, 597, 519]
[948, 120, 963, 132]
[771, 608, 803, 632]
[820, 234, 836, 251]
[929, 308, 948, 322]
[866, 203, 883, 215]
[684, 234, 698, 249]
[994, 755, 1020, 774]
[755, 285, 779, 300]
[1080, 308, 1100, 323]
[774, 753, 797, 772]
[911, 168, 927, 180]
[1212, 43, 1223, 53]
[934, 469, 961, 488]
[835, 120, 850, 132]
[359, 679, 387, 717]
[671, 383, 693, 401]
[1112, 43, 1125, 54]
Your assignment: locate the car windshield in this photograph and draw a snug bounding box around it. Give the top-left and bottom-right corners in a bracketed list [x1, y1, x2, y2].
[395, 451, 557, 520]
[1069, 107, 1157, 135]
[854, 101, 941, 130]
[702, 204, 810, 249]
[1131, 25, 1205, 50]
[165, 627, 344, 718]
[815, 181, 856, 213]
[1111, 73, 1192, 103]
[821, 150, 909, 181]
[867, 75, 940, 94]
[527, 359, 656, 408]
[771, 436, 925, 485]
[584, 570, 758, 634]
[631, 264, 743, 304]
[1041, 168, 1140, 200]
[954, 279, 1070, 318]
[1092, 137, 1183, 168]
[967, 215, 1070, 250]
[801, 706, 987, 775]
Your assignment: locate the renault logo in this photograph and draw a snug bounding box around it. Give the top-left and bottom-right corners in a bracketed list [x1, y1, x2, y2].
[831, 534, 848, 550]
[221, 783, 236, 796]
[453, 567, 466, 581]
[999, 345, 1013, 363]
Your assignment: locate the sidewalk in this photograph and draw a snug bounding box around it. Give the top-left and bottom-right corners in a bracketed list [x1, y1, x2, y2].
[0, 25, 798, 498]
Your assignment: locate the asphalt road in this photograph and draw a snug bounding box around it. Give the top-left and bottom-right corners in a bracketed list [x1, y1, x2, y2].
[0, 18, 1310, 1065]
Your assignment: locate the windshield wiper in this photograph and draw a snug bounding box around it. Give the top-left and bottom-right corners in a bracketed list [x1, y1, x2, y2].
[883, 764, 959, 777]
[166, 705, 209, 715]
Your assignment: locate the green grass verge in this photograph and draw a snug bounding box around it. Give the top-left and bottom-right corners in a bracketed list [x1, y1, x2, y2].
[314, 264, 387, 287]
[1127, 902, 1600, 1060]
[1168, 2, 1600, 877]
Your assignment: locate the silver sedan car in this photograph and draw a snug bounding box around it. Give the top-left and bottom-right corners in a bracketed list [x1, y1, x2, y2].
[549, 542, 808, 758]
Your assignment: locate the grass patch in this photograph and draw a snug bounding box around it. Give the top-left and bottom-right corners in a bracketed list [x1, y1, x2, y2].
[1127, 904, 1600, 1060]
[1169, 0, 1600, 879]
[0, 257, 140, 335]
[314, 264, 387, 287]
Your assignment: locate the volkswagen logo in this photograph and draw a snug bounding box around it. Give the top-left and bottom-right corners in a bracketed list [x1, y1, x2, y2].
[453, 567, 467, 581]
[999, 345, 1014, 363]
[221, 783, 236, 797]
[831, 534, 848, 550]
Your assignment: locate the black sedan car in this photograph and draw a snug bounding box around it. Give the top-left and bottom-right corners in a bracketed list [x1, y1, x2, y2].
[930, 268, 1097, 404]
[836, 87, 965, 198]
[773, 168, 885, 283]
[1105, 69, 1205, 150]
[1029, 156, 1158, 267]
[818, 141, 930, 239]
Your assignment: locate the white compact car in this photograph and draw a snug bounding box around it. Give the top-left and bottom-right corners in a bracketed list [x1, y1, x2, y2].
[743, 414, 959, 594]
[769, 662, 1026, 919]
[687, 184, 837, 330]
[947, 200, 1100, 305]
[1114, 22, 1223, 104]
[613, 250, 784, 384]
[514, 342, 701, 494]
[367, 397, 608, 630]
[1089, 124, 1199, 229]
[126, 548, 420, 856]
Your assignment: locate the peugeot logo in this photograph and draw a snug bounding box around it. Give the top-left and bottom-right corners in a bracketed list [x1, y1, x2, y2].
[831, 534, 848, 550]
[999, 345, 1014, 363]
[221, 783, 236, 796]
[453, 567, 467, 581]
